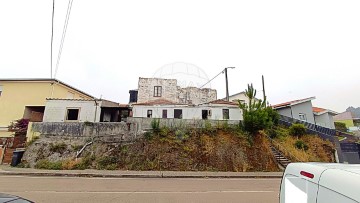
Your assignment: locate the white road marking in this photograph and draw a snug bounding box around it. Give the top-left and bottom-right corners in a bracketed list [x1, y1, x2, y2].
[16, 190, 276, 194]
[0, 175, 280, 181]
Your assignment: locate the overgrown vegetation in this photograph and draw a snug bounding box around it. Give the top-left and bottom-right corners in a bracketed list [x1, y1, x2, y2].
[49, 142, 67, 153]
[28, 122, 279, 172]
[289, 123, 306, 137]
[239, 84, 279, 135]
[335, 122, 347, 132]
[267, 126, 335, 162]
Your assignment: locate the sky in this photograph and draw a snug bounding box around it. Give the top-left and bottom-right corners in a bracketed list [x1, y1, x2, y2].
[1, 0, 359, 112]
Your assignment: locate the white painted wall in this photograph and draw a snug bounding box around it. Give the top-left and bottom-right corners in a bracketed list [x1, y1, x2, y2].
[276, 101, 315, 124]
[315, 113, 336, 129]
[228, 93, 250, 105]
[43, 100, 101, 122]
[132, 105, 243, 121]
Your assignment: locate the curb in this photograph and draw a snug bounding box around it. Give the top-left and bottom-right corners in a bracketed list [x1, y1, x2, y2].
[0, 171, 283, 179]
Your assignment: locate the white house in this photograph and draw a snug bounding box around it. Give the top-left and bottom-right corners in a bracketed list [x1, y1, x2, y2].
[43, 99, 128, 122]
[273, 97, 337, 129]
[272, 97, 316, 123]
[313, 107, 338, 129]
[132, 99, 242, 121]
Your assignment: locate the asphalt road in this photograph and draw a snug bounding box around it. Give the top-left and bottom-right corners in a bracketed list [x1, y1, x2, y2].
[0, 176, 281, 203]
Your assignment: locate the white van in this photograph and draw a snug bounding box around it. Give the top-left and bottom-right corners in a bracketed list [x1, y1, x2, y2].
[280, 163, 360, 203]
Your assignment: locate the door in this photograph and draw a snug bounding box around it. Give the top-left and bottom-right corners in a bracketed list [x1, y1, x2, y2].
[202, 110, 208, 119]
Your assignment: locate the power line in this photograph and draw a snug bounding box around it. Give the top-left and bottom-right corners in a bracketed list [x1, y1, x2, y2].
[199, 69, 224, 88]
[50, 0, 55, 79]
[53, 0, 74, 79]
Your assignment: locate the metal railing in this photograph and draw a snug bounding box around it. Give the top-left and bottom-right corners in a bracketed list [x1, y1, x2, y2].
[279, 115, 336, 136]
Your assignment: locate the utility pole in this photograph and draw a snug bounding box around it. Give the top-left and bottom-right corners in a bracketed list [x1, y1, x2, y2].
[262, 75, 266, 102]
[225, 67, 235, 101]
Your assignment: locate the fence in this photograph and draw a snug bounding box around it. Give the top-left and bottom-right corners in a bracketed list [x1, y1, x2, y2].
[279, 115, 336, 136]
[278, 115, 347, 163]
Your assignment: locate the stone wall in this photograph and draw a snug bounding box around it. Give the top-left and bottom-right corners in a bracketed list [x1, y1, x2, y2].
[137, 77, 217, 105]
[27, 122, 139, 142]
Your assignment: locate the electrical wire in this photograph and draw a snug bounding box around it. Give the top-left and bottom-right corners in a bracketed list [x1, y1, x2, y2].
[199, 69, 225, 88]
[50, 0, 55, 79]
[53, 0, 74, 79]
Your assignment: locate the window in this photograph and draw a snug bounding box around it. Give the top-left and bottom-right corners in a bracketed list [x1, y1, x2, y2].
[174, 109, 182, 119]
[162, 110, 167, 118]
[66, 108, 79, 121]
[154, 86, 162, 97]
[223, 109, 229, 120]
[147, 110, 153, 118]
[202, 110, 212, 119]
[299, 113, 307, 121]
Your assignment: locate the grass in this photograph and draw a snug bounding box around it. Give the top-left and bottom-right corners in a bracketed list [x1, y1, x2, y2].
[272, 127, 335, 162]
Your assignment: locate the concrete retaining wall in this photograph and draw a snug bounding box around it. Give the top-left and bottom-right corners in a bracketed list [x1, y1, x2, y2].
[27, 122, 138, 142]
[128, 117, 240, 131]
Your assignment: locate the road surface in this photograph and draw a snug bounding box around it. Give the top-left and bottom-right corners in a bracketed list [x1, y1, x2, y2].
[0, 176, 281, 203]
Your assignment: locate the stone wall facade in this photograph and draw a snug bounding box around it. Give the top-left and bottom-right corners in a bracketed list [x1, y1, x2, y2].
[137, 77, 217, 105]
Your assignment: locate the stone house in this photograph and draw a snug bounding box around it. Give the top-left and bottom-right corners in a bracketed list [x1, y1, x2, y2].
[135, 77, 217, 105]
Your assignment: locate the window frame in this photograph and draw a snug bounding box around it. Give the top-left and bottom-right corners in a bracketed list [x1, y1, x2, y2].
[65, 108, 80, 121]
[299, 113, 307, 121]
[147, 110, 153, 118]
[174, 109, 183, 119]
[223, 109, 230, 120]
[153, 86, 162, 97]
[162, 109, 168, 118]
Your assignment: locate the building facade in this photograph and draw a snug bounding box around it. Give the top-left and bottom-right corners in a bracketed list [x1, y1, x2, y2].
[136, 77, 217, 105]
[132, 99, 242, 121]
[0, 79, 94, 137]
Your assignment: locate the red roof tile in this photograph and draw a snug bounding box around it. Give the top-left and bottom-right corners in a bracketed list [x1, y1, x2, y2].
[272, 97, 315, 109]
[132, 99, 181, 106]
[313, 107, 326, 113]
[207, 99, 239, 106]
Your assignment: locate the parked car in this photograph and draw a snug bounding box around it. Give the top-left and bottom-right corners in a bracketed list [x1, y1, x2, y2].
[280, 163, 360, 203]
[0, 193, 33, 203]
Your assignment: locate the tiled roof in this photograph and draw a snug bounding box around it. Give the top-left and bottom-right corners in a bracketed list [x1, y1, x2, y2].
[205, 99, 239, 106]
[272, 97, 315, 109]
[132, 99, 182, 106]
[313, 107, 326, 113]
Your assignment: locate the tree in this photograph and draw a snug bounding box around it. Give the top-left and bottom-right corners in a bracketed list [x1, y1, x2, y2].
[8, 118, 29, 136]
[239, 84, 278, 135]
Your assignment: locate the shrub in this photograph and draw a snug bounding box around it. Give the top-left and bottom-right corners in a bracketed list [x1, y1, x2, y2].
[334, 122, 347, 132]
[144, 131, 153, 140]
[49, 142, 67, 153]
[289, 124, 306, 137]
[204, 120, 213, 132]
[160, 126, 171, 137]
[71, 144, 83, 151]
[151, 119, 160, 133]
[294, 140, 309, 151]
[96, 156, 118, 170]
[35, 159, 63, 170]
[175, 129, 188, 141]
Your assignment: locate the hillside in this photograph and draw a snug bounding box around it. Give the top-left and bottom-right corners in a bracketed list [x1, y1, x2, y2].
[22, 126, 280, 172]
